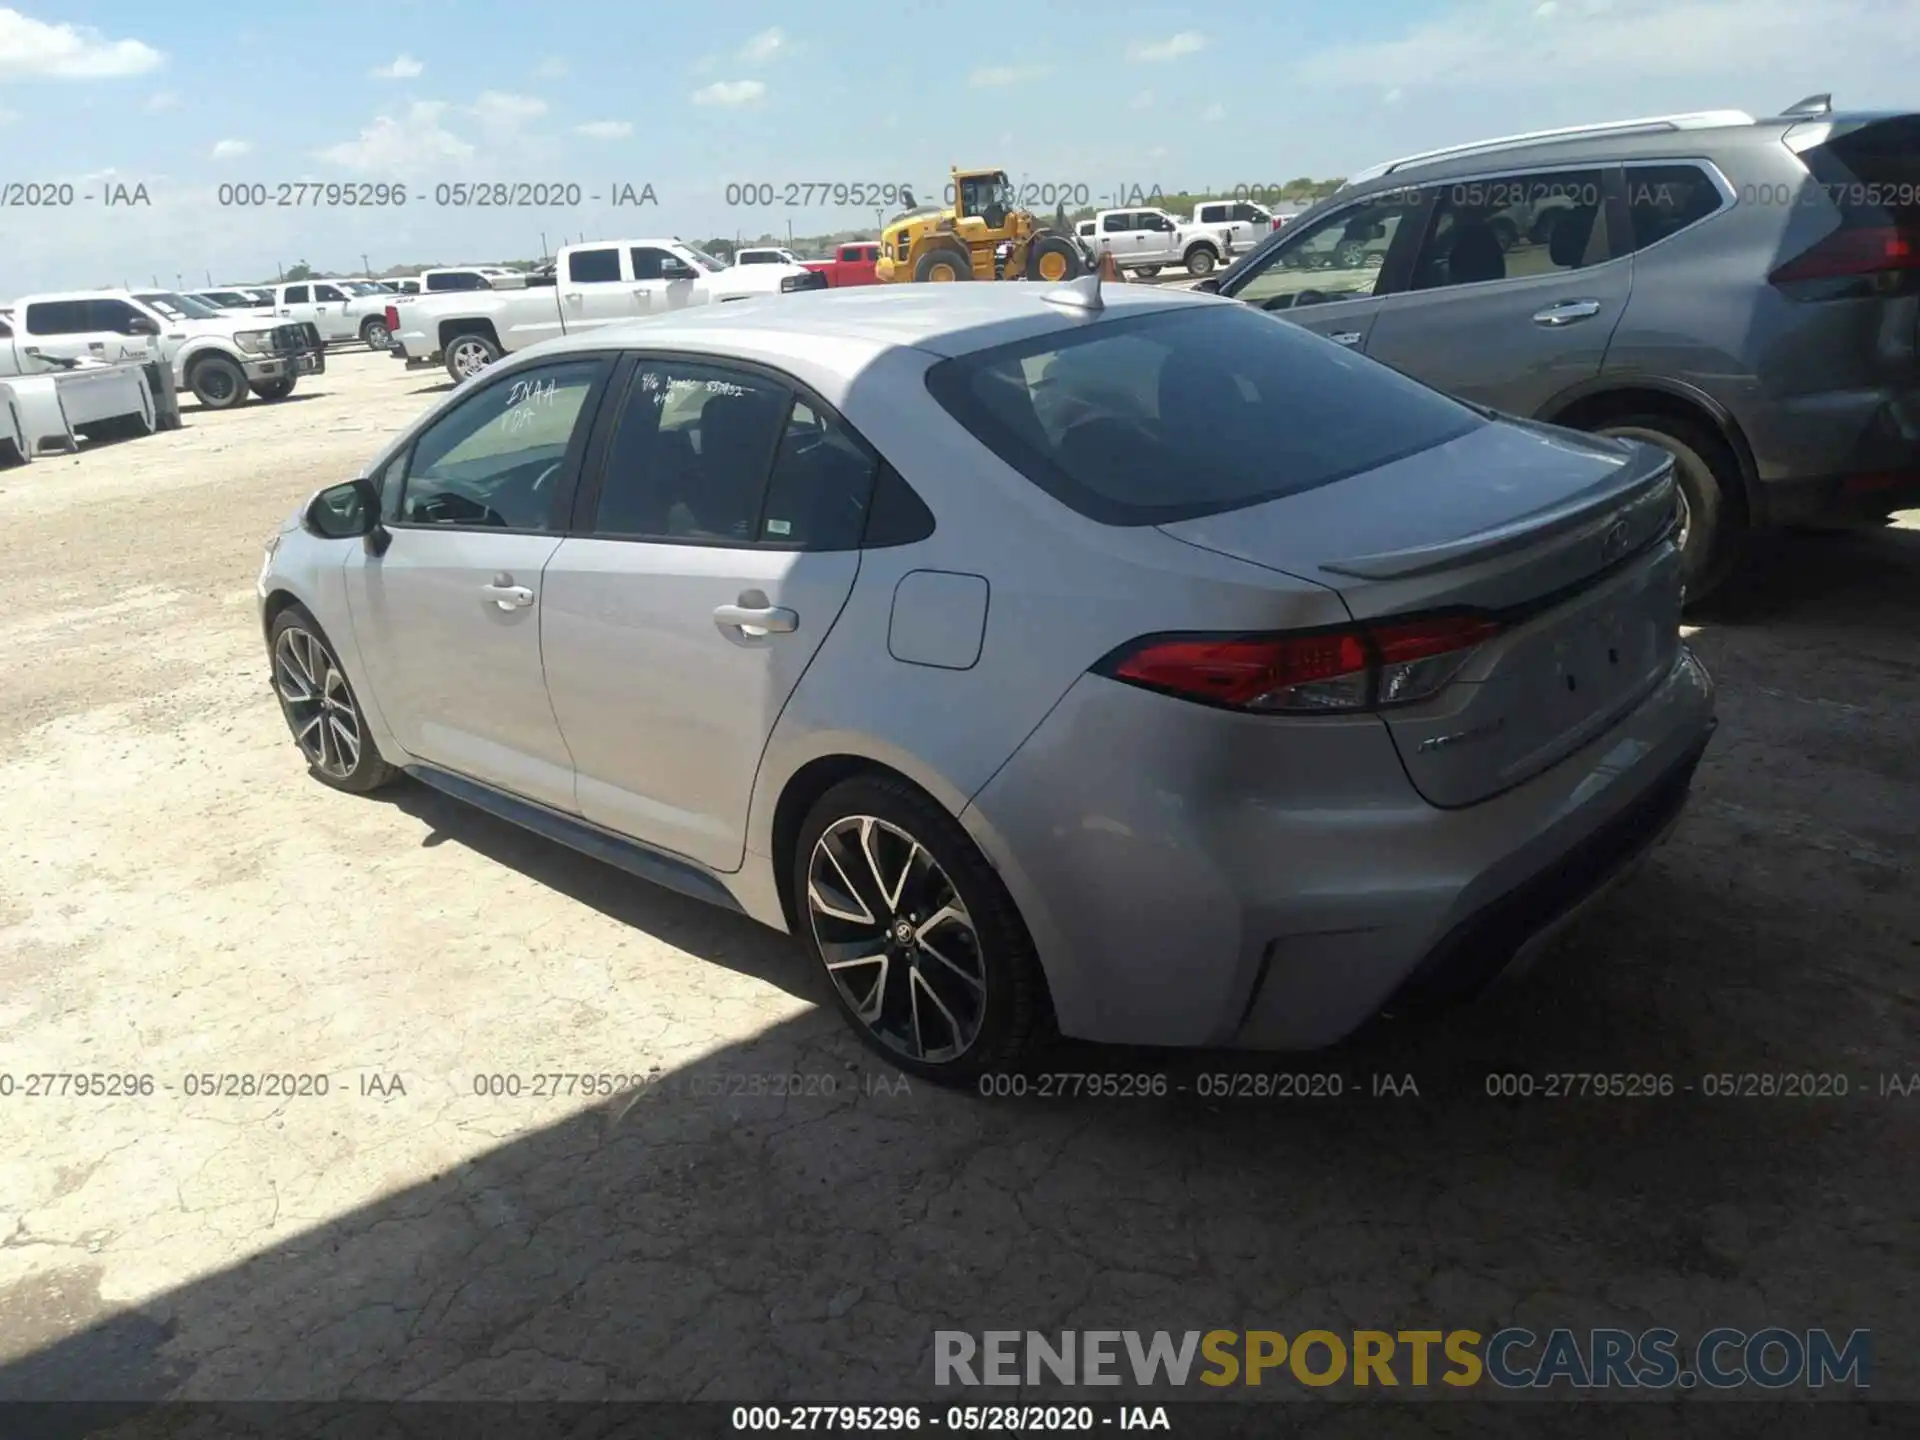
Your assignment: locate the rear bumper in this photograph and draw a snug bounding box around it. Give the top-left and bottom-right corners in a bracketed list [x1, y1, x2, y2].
[1746, 385, 1920, 524]
[960, 645, 1716, 1050]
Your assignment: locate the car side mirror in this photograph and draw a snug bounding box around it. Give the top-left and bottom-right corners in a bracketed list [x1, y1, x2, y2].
[125, 314, 161, 336]
[661, 260, 695, 280]
[1193, 277, 1222, 294]
[303, 478, 385, 546]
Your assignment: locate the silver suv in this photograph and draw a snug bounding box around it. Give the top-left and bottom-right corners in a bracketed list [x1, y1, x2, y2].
[1207, 96, 1920, 601]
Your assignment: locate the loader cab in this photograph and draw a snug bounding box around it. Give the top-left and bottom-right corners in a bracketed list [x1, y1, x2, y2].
[955, 170, 1015, 236]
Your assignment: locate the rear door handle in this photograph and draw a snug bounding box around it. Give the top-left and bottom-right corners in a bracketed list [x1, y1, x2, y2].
[1327, 331, 1363, 346]
[1533, 299, 1602, 326]
[482, 573, 534, 610]
[714, 600, 798, 636]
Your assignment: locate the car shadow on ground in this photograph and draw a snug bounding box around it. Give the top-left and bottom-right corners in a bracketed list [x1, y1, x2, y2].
[0, 826, 1899, 1433]
[408, 381, 457, 396]
[1692, 519, 1920, 640]
[177, 395, 325, 417]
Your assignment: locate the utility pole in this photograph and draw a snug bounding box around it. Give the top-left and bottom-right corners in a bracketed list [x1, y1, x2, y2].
[362, 252, 371, 277]
[205, 269, 213, 286]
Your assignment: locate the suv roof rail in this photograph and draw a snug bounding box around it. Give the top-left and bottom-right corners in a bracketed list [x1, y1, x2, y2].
[1342, 109, 1759, 187]
[1779, 92, 1833, 117]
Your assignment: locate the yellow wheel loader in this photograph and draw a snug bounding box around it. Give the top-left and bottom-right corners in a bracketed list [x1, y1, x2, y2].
[873, 168, 1099, 284]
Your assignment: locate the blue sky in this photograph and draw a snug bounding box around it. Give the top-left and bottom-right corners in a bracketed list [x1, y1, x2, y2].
[3, 0, 1917, 291]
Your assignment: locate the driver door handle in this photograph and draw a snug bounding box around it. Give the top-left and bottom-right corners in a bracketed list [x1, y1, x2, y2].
[714, 592, 798, 636]
[1328, 331, 1363, 346]
[482, 573, 534, 610]
[1533, 299, 1602, 326]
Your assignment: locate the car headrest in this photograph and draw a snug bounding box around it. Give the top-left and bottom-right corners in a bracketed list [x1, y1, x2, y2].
[1548, 206, 1599, 268]
[1447, 224, 1506, 285]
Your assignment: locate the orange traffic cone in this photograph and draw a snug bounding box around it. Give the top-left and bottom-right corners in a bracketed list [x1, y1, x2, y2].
[1097, 250, 1124, 283]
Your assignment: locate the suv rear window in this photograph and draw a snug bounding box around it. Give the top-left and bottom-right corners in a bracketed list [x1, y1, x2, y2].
[924, 305, 1483, 526]
[1804, 115, 1920, 221]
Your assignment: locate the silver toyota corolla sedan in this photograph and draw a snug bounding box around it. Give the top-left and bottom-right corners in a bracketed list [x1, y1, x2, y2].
[257, 278, 1716, 1084]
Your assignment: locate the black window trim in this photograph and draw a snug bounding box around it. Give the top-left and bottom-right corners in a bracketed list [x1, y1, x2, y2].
[567, 348, 927, 552]
[383, 352, 621, 537]
[1615, 156, 1736, 258]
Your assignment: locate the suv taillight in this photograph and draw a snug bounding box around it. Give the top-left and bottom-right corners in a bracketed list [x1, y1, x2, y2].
[1769, 224, 1920, 286]
[1095, 614, 1504, 714]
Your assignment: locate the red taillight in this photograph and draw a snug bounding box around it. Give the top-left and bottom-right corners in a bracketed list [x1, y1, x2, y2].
[1768, 225, 1920, 285]
[385, 304, 401, 331]
[1101, 614, 1503, 714]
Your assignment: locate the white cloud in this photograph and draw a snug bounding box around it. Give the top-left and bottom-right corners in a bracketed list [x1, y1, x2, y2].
[145, 90, 179, 112]
[740, 27, 786, 64]
[971, 64, 1049, 87]
[0, 8, 162, 78]
[1202, 102, 1226, 122]
[691, 79, 765, 106]
[1292, 0, 1920, 93]
[575, 119, 632, 139]
[370, 53, 423, 80]
[209, 138, 252, 159]
[315, 101, 474, 172]
[1384, 86, 1404, 103]
[1127, 32, 1208, 63]
[534, 56, 568, 79]
[470, 90, 546, 129]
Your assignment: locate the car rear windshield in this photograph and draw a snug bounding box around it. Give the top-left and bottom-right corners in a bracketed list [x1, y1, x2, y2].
[923, 304, 1483, 525]
[1804, 114, 1920, 221]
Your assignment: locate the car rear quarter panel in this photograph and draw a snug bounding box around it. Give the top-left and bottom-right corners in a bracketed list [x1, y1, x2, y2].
[743, 342, 1353, 897]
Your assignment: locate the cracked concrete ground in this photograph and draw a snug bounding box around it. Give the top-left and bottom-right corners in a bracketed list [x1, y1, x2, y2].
[0, 350, 1914, 1418]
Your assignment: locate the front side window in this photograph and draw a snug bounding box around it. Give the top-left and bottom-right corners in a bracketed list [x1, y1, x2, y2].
[314, 284, 346, 302]
[1227, 192, 1423, 310]
[926, 305, 1482, 526]
[396, 359, 605, 530]
[1407, 168, 1609, 291]
[591, 360, 791, 542]
[568, 248, 621, 283]
[89, 299, 147, 333]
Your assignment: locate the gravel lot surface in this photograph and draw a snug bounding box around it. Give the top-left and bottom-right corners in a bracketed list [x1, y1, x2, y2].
[1, 346, 1914, 1421]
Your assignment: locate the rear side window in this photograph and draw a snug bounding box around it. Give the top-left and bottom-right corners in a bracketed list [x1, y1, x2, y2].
[1622, 164, 1726, 250]
[568, 248, 621, 283]
[925, 305, 1483, 526]
[284, 285, 310, 303]
[24, 300, 91, 334]
[426, 271, 488, 291]
[1803, 115, 1920, 222]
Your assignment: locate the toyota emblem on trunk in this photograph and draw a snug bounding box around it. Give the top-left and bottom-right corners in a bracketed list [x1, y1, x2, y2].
[1600, 516, 1632, 561]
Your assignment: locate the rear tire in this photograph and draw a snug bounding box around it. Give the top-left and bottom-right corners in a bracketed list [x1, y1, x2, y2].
[251, 377, 296, 401]
[1590, 415, 1745, 604]
[914, 246, 973, 283]
[793, 775, 1049, 1086]
[268, 604, 399, 795]
[444, 331, 502, 383]
[187, 354, 248, 410]
[1135, 264, 1162, 278]
[361, 318, 392, 350]
[1184, 244, 1218, 276]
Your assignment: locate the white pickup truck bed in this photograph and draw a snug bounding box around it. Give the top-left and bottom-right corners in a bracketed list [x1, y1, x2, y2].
[0, 362, 155, 458]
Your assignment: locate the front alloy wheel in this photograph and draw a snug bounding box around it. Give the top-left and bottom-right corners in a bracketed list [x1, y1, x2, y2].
[269, 607, 397, 792]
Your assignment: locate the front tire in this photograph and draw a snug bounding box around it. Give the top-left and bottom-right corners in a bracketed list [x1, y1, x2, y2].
[268, 605, 398, 794]
[1183, 244, 1218, 276]
[251, 377, 296, 401]
[361, 318, 392, 350]
[444, 331, 501, 383]
[794, 775, 1048, 1085]
[914, 246, 973, 283]
[1590, 415, 1745, 605]
[187, 354, 248, 410]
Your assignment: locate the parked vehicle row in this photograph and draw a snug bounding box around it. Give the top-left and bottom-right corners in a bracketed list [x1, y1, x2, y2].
[385, 238, 826, 381]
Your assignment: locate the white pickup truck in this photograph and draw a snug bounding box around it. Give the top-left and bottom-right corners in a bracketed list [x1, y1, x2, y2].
[386, 237, 827, 381]
[1190, 199, 1280, 253]
[734, 246, 806, 267]
[1081, 207, 1236, 277]
[0, 308, 158, 458]
[265, 279, 399, 349]
[4, 290, 321, 410]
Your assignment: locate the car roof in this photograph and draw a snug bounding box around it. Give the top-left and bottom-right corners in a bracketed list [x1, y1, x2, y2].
[524, 282, 1224, 365]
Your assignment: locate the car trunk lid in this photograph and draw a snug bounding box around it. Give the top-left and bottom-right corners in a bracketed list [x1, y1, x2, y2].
[1157, 417, 1685, 807]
